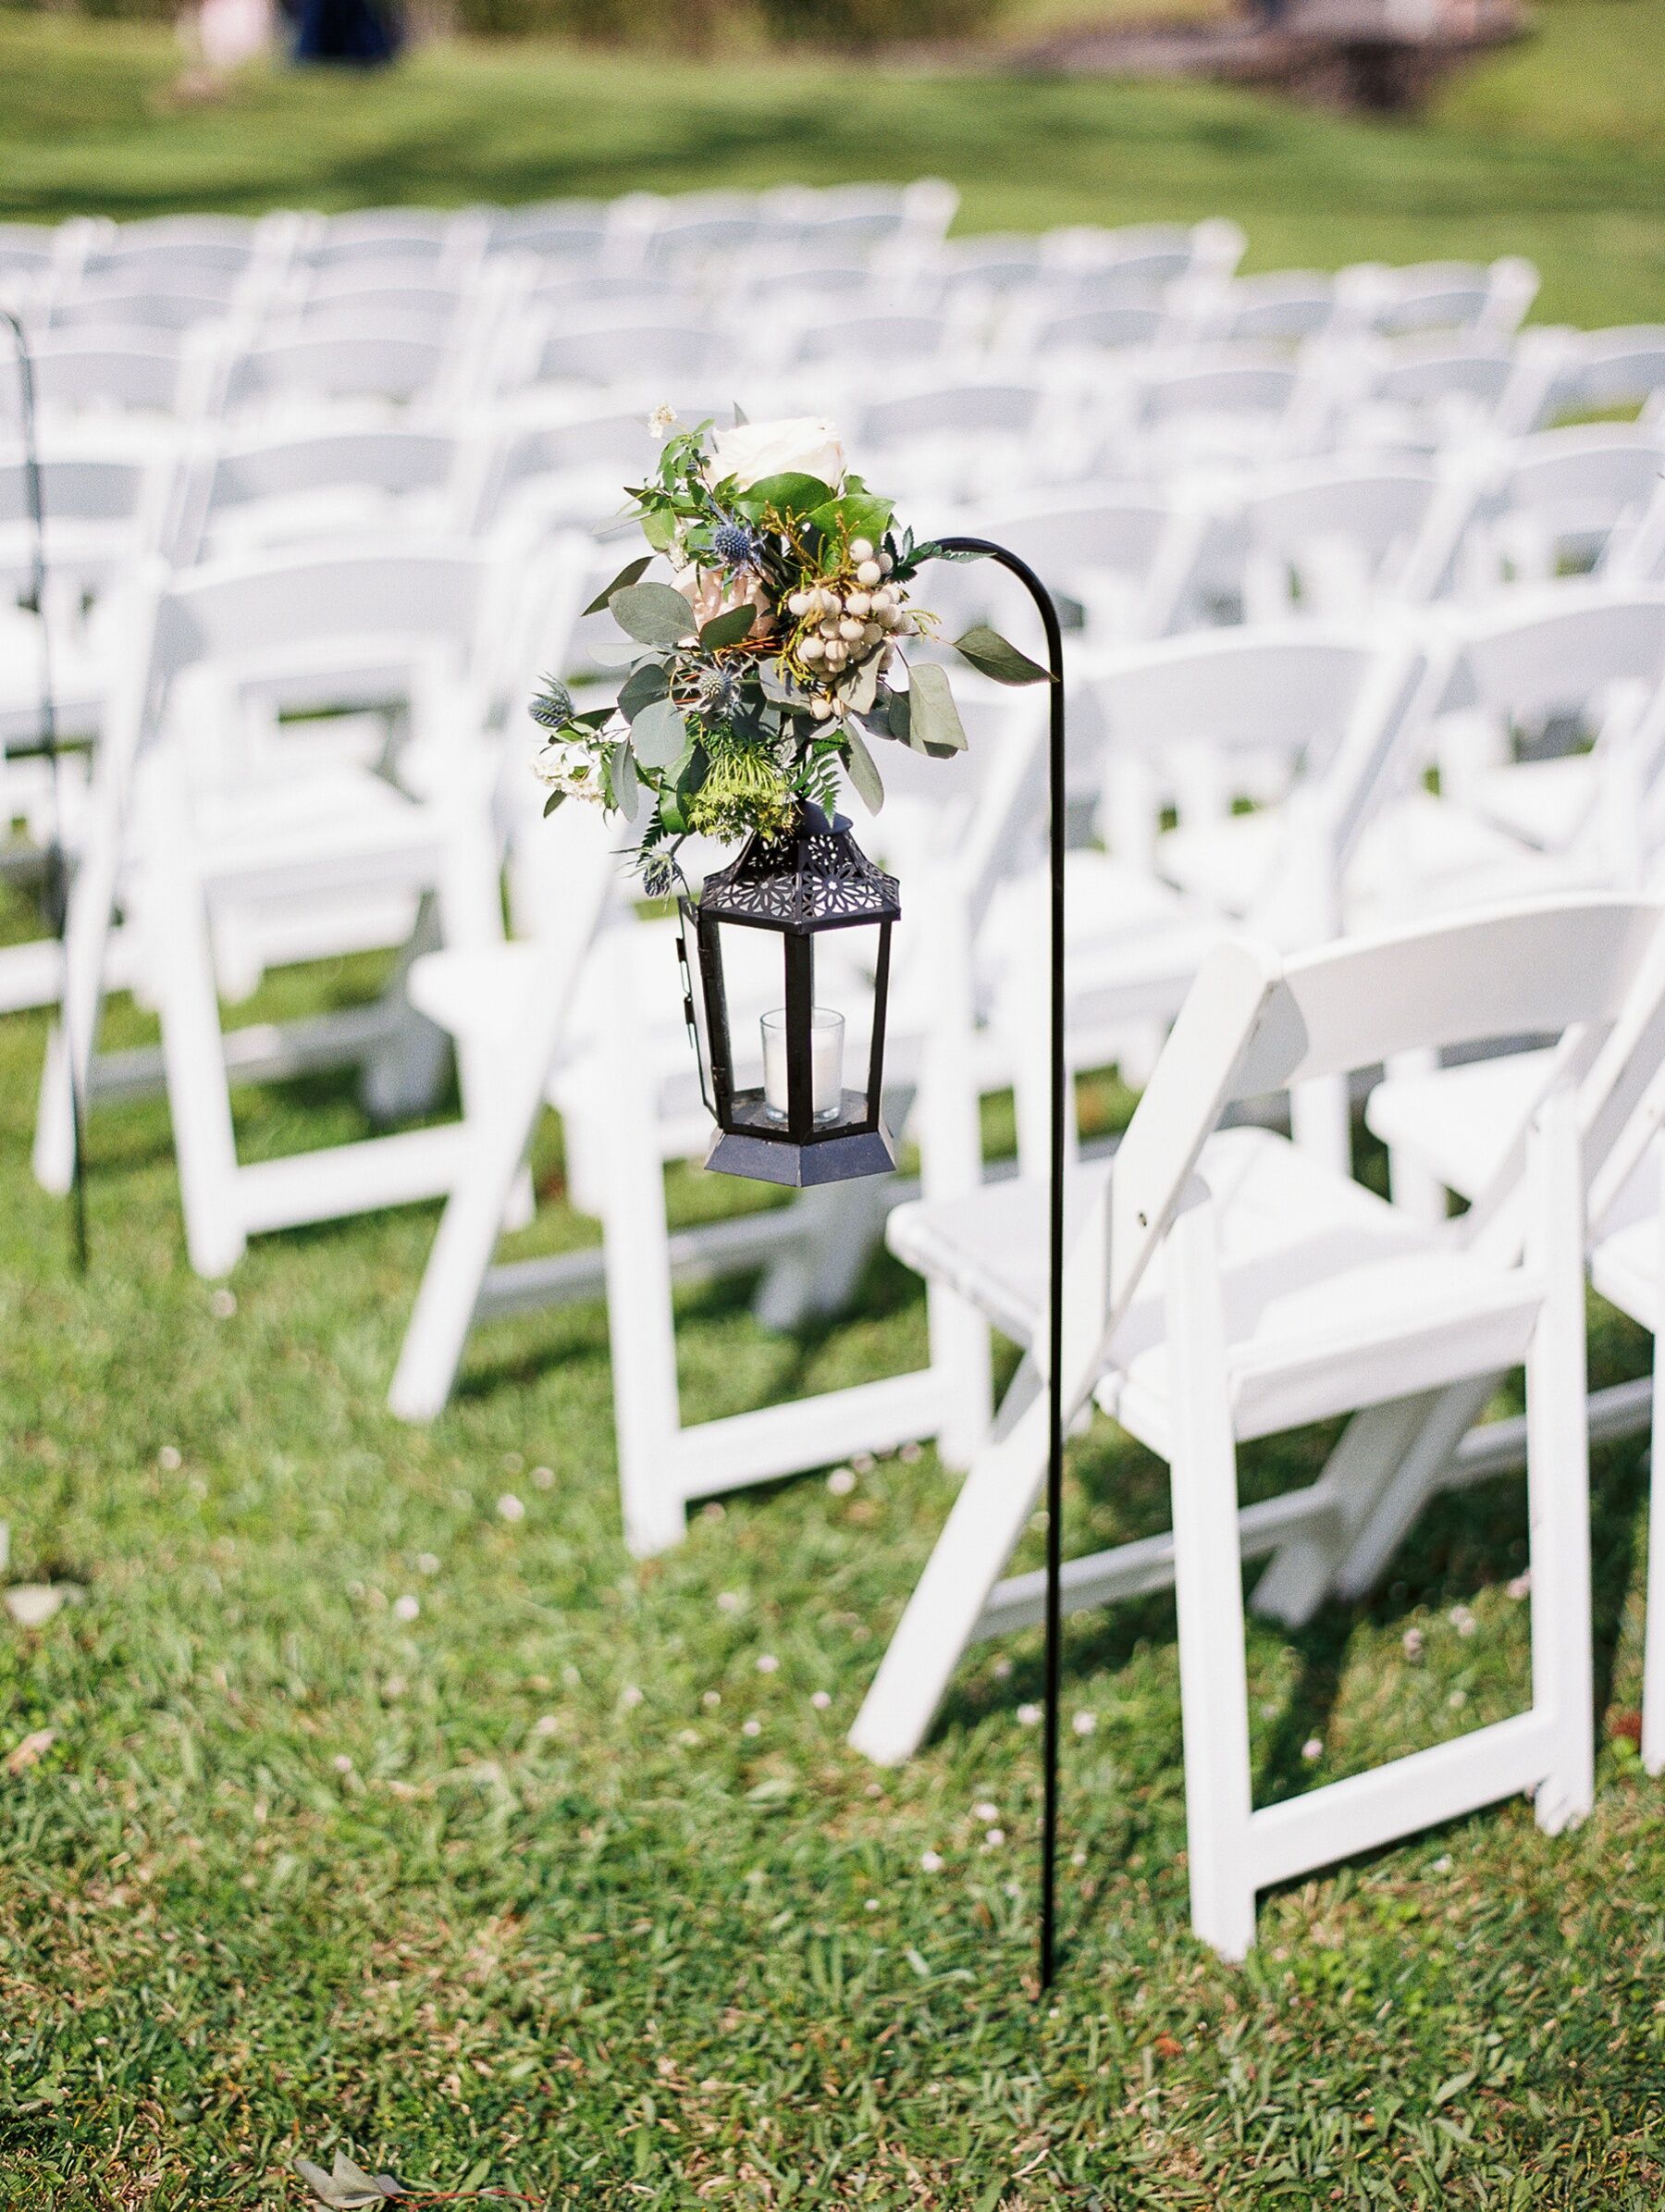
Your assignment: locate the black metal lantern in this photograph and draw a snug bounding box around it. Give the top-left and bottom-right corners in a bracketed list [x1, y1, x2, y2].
[676, 804, 900, 1187]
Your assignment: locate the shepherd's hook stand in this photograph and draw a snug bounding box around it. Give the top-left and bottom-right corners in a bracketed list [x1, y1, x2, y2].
[3, 306, 88, 1273]
[937, 536, 1067, 1990]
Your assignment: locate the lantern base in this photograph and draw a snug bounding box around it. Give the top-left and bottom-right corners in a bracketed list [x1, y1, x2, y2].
[703, 1122, 898, 1188]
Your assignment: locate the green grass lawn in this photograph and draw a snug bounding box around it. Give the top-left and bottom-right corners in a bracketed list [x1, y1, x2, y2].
[1, 0, 1663, 323]
[4, 10, 1665, 2205]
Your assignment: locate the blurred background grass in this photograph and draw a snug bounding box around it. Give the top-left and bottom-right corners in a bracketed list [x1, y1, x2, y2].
[0, 0, 1661, 324]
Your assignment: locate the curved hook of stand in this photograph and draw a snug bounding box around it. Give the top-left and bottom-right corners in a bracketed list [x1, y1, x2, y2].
[2, 306, 89, 1274]
[933, 535, 1067, 1991]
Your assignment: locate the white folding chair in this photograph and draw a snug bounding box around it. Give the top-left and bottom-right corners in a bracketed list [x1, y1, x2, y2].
[852, 895, 1665, 1956]
[170, 420, 474, 565]
[38, 541, 507, 1275]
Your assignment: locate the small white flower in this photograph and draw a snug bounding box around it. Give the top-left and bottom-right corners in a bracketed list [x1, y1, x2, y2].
[532, 1465, 555, 1491]
[993, 1657, 1014, 1681]
[1301, 1737, 1324, 1762]
[742, 1717, 761, 1737]
[209, 1288, 237, 1319]
[1017, 1702, 1042, 1727]
[985, 1829, 1005, 1848]
[497, 1493, 525, 1523]
[1433, 1854, 1452, 1872]
[701, 1689, 722, 1709]
[826, 1465, 857, 1496]
[532, 735, 608, 806]
[1449, 1604, 1477, 1637]
[1070, 1850, 1086, 1868]
[392, 1594, 420, 1623]
[756, 1653, 779, 1674]
[973, 1801, 999, 1823]
[416, 1552, 440, 1576]
[852, 1452, 876, 1474]
[157, 1446, 182, 1472]
[899, 1441, 922, 1464]
[1449, 1688, 1468, 1709]
[648, 402, 679, 439]
[333, 1753, 354, 1774]
[717, 1591, 742, 1613]
[1507, 1570, 1532, 1600]
[532, 1713, 560, 1737]
[678, 1728, 699, 1748]
[810, 1690, 832, 1711]
[1402, 1626, 1424, 1660]
[1071, 1711, 1096, 1736]
[622, 1685, 644, 1709]
[919, 1850, 944, 1873]
[864, 1897, 880, 1912]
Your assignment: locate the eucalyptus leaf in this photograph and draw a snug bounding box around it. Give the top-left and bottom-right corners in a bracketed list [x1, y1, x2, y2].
[617, 661, 670, 723]
[836, 653, 881, 717]
[542, 791, 564, 818]
[610, 581, 694, 648]
[906, 662, 968, 757]
[918, 541, 994, 564]
[884, 686, 910, 745]
[630, 696, 688, 770]
[952, 622, 1053, 687]
[610, 741, 640, 818]
[581, 555, 653, 618]
[699, 602, 760, 650]
[842, 721, 885, 815]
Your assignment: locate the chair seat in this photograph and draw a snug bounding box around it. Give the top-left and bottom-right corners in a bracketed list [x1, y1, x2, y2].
[1591, 1214, 1661, 1331]
[1364, 1046, 1555, 1202]
[887, 1124, 1542, 1449]
[1465, 755, 1594, 851]
[191, 766, 442, 891]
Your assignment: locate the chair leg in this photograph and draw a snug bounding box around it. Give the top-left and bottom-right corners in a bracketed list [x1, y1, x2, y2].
[848, 1352, 1052, 1765]
[34, 772, 121, 1195]
[149, 769, 246, 1279]
[1524, 1089, 1594, 1835]
[1166, 1190, 1258, 1961]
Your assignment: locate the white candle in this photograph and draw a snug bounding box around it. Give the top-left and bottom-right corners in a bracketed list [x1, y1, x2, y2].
[761, 1007, 844, 1124]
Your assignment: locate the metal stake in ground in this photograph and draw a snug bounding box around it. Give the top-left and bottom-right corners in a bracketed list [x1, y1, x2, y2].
[935, 535, 1067, 1991]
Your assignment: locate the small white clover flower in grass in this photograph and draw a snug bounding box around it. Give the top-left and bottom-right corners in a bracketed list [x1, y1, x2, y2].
[973, 1800, 999, 1823]
[532, 1714, 560, 1737]
[1507, 1570, 1532, 1600]
[209, 1288, 237, 1319]
[531, 1464, 555, 1490]
[1301, 1737, 1324, 1762]
[865, 1897, 880, 1912]
[985, 1829, 1005, 1848]
[158, 1445, 182, 1472]
[810, 1690, 832, 1711]
[1449, 1688, 1468, 1709]
[497, 1493, 525, 1523]
[899, 1441, 923, 1464]
[717, 1590, 742, 1614]
[701, 1689, 722, 1710]
[919, 1850, 944, 1873]
[1433, 1854, 1453, 1872]
[1071, 1850, 1087, 1869]
[416, 1552, 440, 1576]
[852, 1452, 876, 1475]
[993, 1657, 1014, 1681]
[1403, 1626, 1425, 1661]
[826, 1466, 857, 1497]
[333, 1753, 354, 1774]
[742, 1717, 761, 1737]
[621, 1685, 644, 1709]
[1072, 1711, 1096, 1737]
[678, 1729, 700, 1748]
[1017, 1703, 1042, 1727]
[392, 1594, 420, 1623]
[756, 1653, 779, 1674]
[1449, 1603, 1477, 1637]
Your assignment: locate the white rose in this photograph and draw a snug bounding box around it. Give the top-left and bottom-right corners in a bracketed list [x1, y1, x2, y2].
[707, 417, 845, 494]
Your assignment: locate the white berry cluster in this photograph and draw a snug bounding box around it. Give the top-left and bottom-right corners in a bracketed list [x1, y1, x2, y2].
[785, 538, 916, 720]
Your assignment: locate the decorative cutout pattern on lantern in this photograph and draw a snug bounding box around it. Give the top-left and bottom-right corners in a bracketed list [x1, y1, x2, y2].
[677, 804, 900, 1188]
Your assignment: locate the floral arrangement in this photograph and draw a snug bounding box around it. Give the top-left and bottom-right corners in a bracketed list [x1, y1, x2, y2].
[530, 412, 1046, 891]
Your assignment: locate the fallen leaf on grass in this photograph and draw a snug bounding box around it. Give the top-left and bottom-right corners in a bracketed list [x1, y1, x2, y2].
[1153, 2033, 1185, 2059]
[4, 1585, 68, 1628]
[6, 1730, 56, 1775]
[294, 2151, 403, 2207]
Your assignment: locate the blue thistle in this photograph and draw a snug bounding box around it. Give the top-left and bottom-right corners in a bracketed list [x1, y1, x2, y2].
[711, 520, 763, 572]
[529, 676, 574, 731]
[698, 665, 745, 720]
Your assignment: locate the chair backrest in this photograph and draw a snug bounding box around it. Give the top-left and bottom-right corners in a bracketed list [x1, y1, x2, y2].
[174, 422, 467, 562]
[1433, 585, 1665, 728]
[3, 335, 194, 423]
[219, 330, 449, 415]
[1102, 896, 1665, 1328]
[523, 320, 734, 390]
[1240, 457, 1448, 613]
[1535, 327, 1665, 426]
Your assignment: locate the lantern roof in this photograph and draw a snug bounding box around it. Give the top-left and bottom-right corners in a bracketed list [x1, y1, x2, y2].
[697, 804, 901, 934]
